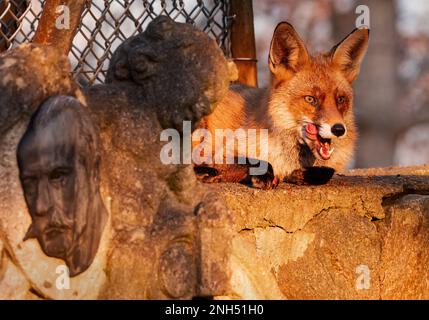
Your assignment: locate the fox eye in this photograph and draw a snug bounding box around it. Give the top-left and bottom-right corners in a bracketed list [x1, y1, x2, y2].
[337, 96, 346, 104]
[304, 96, 317, 106]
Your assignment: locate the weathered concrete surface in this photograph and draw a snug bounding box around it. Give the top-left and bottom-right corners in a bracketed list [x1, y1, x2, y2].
[216, 165, 429, 299]
[0, 44, 80, 139]
[85, 16, 234, 299]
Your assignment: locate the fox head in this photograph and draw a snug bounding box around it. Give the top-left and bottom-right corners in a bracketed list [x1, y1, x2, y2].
[267, 22, 369, 168]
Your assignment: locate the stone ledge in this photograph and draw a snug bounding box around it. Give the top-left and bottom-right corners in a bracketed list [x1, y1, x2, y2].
[214, 166, 429, 299]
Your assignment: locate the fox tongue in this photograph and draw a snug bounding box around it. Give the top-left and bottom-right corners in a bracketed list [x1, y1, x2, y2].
[306, 123, 318, 135]
[320, 142, 331, 158]
[305, 123, 333, 159]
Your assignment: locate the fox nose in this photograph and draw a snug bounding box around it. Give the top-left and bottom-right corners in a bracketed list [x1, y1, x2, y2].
[331, 124, 346, 137]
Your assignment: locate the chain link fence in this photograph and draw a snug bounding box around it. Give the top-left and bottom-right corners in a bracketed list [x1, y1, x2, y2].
[0, 0, 41, 50]
[0, 0, 232, 85]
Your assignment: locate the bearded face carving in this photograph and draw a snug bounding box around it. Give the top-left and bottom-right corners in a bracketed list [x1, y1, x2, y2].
[17, 95, 108, 277]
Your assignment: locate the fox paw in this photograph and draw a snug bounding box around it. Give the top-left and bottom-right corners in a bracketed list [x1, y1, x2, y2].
[251, 175, 279, 190]
[286, 167, 335, 185]
[194, 166, 222, 183]
[193, 160, 279, 190]
[245, 175, 276, 190]
[242, 169, 279, 190]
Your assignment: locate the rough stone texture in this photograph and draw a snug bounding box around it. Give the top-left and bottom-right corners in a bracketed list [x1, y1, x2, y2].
[217, 165, 429, 299]
[0, 45, 80, 139]
[84, 16, 233, 299]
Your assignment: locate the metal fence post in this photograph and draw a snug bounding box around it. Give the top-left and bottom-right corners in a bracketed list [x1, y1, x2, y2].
[32, 0, 86, 55]
[230, 0, 258, 87]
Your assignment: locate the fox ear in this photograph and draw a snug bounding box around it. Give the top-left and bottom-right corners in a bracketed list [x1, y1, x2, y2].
[269, 22, 309, 78]
[331, 28, 369, 83]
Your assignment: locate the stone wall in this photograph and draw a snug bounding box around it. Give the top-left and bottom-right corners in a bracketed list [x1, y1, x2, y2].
[218, 165, 429, 299]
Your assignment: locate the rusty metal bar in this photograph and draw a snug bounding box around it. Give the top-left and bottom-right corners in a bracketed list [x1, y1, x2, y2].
[32, 0, 86, 55]
[229, 0, 258, 87]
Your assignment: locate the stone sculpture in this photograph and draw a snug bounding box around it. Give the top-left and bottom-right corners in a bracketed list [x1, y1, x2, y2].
[0, 16, 235, 299]
[17, 96, 108, 277]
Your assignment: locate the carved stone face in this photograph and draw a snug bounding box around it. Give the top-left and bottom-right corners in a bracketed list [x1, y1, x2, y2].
[19, 118, 82, 257]
[17, 96, 106, 276]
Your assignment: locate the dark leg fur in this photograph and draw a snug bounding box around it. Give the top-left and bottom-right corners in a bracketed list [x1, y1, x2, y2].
[194, 158, 278, 190]
[285, 167, 335, 185]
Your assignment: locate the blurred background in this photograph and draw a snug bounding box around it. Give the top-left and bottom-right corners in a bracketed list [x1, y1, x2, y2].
[1, 0, 428, 169]
[253, 0, 429, 168]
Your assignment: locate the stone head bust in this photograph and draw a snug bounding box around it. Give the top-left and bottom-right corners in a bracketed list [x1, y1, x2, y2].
[105, 15, 233, 131]
[17, 95, 108, 276]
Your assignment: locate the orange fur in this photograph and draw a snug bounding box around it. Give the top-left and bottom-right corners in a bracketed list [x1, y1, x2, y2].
[194, 22, 369, 181]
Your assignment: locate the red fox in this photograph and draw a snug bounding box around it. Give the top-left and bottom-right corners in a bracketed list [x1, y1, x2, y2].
[193, 22, 369, 187]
